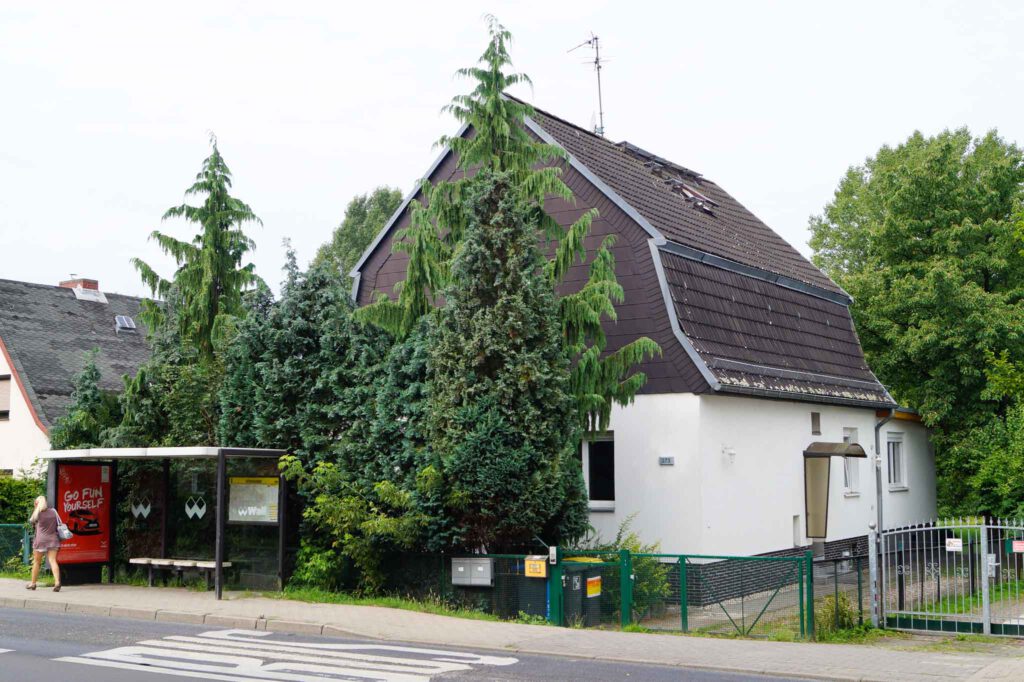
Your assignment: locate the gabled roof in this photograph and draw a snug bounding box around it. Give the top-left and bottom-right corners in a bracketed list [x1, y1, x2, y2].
[0, 279, 151, 429]
[352, 98, 894, 408]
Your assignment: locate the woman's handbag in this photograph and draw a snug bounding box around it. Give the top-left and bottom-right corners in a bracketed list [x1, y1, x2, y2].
[54, 511, 73, 541]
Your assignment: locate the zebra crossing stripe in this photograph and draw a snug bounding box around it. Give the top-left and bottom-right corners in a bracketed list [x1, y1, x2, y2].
[55, 628, 519, 681]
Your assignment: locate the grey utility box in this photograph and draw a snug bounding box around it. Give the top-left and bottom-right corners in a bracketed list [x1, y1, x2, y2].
[451, 557, 494, 586]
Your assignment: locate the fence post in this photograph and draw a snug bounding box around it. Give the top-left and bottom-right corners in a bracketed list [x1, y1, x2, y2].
[620, 549, 633, 628]
[679, 557, 688, 632]
[856, 555, 864, 626]
[798, 559, 805, 639]
[22, 528, 30, 565]
[805, 550, 815, 639]
[868, 525, 879, 628]
[548, 547, 563, 626]
[980, 521, 991, 635]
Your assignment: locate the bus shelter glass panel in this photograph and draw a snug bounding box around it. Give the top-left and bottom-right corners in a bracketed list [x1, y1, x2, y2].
[169, 459, 217, 560]
[117, 460, 165, 563]
[225, 457, 281, 590]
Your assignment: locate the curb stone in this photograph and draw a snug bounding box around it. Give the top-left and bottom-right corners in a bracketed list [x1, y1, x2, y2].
[156, 610, 207, 625]
[24, 599, 66, 613]
[203, 614, 259, 628]
[66, 603, 111, 617]
[264, 619, 324, 635]
[109, 606, 156, 620]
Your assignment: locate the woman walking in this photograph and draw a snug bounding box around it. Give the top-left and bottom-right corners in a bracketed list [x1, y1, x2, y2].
[26, 495, 61, 592]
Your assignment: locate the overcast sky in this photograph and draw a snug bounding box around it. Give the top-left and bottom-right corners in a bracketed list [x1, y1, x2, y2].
[2, 1, 1022, 297]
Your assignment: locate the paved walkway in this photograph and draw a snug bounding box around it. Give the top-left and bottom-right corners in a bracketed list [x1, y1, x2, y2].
[1, 579, 1022, 681]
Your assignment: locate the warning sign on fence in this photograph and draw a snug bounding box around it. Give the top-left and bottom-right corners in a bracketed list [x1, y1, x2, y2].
[586, 576, 601, 598]
[1013, 540, 1024, 553]
[946, 538, 963, 552]
[524, 557, 547, 578]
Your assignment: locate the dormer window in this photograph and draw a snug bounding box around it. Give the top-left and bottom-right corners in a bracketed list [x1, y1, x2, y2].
[115, 315, 137, 333]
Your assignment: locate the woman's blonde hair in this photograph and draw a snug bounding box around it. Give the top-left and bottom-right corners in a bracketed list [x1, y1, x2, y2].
[29, 495, 48, 524]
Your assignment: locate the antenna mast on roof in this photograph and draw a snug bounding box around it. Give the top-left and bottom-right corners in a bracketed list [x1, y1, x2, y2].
[568, 33, 605, 136]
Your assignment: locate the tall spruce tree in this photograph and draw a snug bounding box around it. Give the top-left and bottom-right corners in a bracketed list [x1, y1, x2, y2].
[427, 171, 587, 549]
[132, 135, 262, 360]
[357, 16, 658, 432]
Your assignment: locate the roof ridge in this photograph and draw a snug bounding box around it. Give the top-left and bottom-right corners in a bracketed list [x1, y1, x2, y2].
[0, 277, 146, 302]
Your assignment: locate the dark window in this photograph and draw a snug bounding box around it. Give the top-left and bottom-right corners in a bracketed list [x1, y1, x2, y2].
[588, 439, 615, 502]
[811, 412, 821, 435]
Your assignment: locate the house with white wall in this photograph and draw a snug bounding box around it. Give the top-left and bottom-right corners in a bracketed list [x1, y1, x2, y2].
[0, 278, 150, 476]
[351, 100, 936, 556]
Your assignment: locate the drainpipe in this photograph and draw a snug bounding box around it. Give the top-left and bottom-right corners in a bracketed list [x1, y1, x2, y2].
[874, 408, 895, 534]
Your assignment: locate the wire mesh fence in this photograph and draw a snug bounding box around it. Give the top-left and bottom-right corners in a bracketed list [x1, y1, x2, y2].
[812, 555, 867, 637]
[378, 553, 550, 621]
[618, 554, 811, 639]
[0, 524, 29, 566]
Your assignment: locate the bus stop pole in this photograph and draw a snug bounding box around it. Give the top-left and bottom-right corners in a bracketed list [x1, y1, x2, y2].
[215, 450, 226, 600]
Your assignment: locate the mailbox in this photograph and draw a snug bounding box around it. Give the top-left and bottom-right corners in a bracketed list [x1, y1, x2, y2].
[451, 557, 494, 586]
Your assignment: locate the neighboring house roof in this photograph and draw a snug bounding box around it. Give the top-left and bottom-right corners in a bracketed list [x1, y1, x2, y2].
[352, 98, 894, 408]
[0, 279, 151, 430]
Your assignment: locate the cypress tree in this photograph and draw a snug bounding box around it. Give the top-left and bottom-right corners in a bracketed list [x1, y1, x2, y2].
[427, 170, 586, 549]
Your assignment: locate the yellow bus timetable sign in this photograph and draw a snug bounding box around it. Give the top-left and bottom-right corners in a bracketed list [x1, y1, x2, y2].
[524, 557, 547, 578]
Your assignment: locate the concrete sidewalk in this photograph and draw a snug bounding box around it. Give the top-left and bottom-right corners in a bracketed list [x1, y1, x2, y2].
[1, 579, 1021, 681]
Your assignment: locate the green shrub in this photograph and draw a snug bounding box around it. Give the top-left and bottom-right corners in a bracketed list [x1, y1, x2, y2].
[0, 476, 43, 524]
[577, 515, 671, 624]
[815, 592, 858, 639]
[288, 540, 348, 591]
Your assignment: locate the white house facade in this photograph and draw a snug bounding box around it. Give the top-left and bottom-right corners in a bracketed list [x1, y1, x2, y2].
[350, 98, 938, 557]
[0, 339, 49, 476]
[584, 395, 935, 556]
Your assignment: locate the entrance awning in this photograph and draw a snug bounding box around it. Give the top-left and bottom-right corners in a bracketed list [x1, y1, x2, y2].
[803, 442, 867, 458]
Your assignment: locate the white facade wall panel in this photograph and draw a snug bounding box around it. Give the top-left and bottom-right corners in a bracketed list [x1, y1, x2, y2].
[590, 393, 937, 556]
[0, 350, 49, 476]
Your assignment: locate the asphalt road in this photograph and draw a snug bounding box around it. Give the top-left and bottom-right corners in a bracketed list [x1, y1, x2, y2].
[0, 607, 800, 681]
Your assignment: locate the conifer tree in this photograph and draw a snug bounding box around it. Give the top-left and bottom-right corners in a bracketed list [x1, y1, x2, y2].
[357, 16, 658, 432]
[132, 135, 262, 360]
[427, 171, 587, 548]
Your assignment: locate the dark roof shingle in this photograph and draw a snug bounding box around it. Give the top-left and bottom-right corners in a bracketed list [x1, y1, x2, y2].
[529, 106, 846, 296]
[0, 279, 151, 427]
[659, 251, 891, 405]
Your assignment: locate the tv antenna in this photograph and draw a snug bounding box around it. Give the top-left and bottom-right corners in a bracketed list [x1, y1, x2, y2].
[568, 33, 605, 136]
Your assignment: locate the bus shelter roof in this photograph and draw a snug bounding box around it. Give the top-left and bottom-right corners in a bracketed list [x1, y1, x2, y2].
[42, 446, 286, 461]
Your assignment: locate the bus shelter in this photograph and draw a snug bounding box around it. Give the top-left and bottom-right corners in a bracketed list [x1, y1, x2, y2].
[41, 447, 288, 599]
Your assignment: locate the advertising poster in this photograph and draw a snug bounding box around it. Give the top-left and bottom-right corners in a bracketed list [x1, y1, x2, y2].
[56, 464, 111, 564]
[228, 477, 279, 524]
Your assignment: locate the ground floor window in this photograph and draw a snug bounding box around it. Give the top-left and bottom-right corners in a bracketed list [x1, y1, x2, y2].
[887, 433, 906, 490]
[842, 427, 860, 494]
[582, 434, 615, 510]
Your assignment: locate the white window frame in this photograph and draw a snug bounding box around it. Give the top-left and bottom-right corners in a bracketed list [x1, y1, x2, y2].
[0, 374, 11, 421]
[842, 427, 860, 496]
[887, 433, 908, 491]
[581, 433, 615, 512]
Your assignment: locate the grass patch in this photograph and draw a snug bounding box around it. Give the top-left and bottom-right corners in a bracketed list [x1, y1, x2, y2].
[264, 586, 507, 623]
[924, 578, 1024, 615]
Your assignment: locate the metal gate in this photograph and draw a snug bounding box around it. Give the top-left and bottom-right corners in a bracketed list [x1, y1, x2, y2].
[879, 519, 1024, 635]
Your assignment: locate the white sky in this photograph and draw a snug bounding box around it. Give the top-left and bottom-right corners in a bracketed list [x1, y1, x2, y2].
[2, 1, 1022, 297]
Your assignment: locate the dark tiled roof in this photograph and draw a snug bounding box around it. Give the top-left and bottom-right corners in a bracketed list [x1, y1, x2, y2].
[659, 251, 892, 405]
[0, 279, 151, 427]
[529, 106, 846, 296]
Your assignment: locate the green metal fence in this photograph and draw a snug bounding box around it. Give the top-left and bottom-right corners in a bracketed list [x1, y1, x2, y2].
[557, 551, 814, 638]
[0, 524, 30, 567]
[315, 547, 826, 639]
